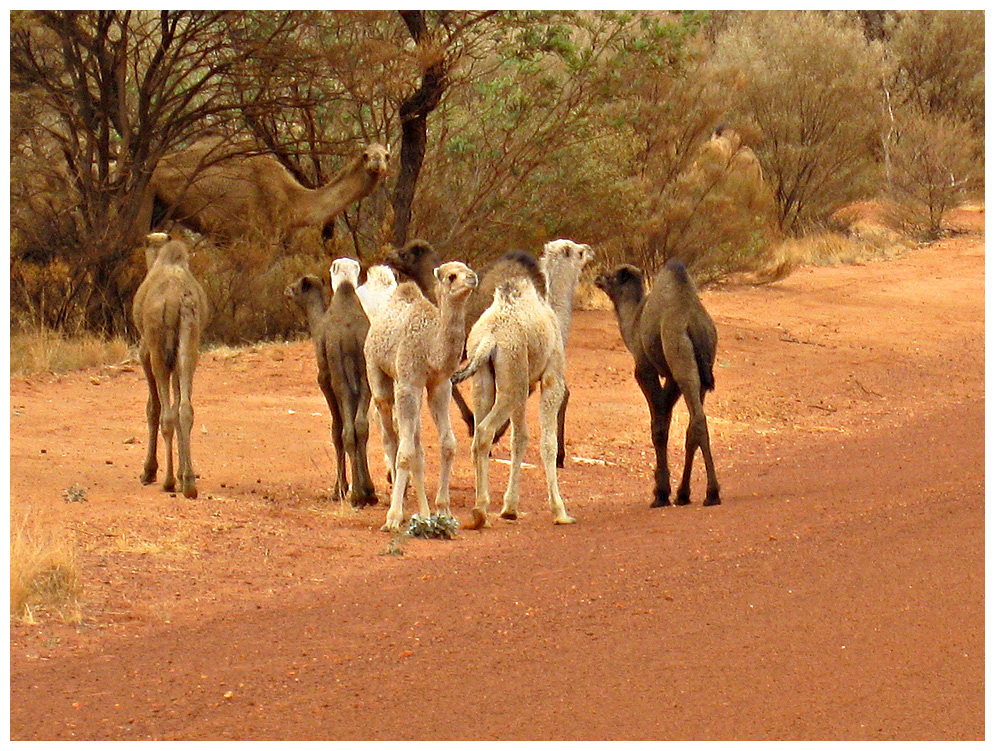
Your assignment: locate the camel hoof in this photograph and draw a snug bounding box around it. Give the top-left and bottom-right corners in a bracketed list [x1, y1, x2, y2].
[162, 477, 176, 493]
[469, 508, 490, 530]
[554, 515, 576, 525]
[381, 520, 402, 533]
[140, 473, 156, 486]
[650, 494, 671, 508]
[499, 510, 518, 521]
[704, 494, 721, 507]
[183, 486, 198, 500]
[675, 493, 692, 506]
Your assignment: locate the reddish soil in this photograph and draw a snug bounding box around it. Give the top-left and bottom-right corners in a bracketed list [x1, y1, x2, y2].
[9, 210, 985, 740]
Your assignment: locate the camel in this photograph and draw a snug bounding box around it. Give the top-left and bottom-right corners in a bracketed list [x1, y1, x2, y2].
[452, 276, 575, 528]
[330, 257, 397, 321]
[142, 137, 390, 246]
[384, 239, 442, 304]
[364, 254, 479, 532]
[539, 238, 595, 466]
[594, 261, 721, 507]
[285, 273, 377, 508]
[132, 233, 209, 499]
[446, 240, 594, 467]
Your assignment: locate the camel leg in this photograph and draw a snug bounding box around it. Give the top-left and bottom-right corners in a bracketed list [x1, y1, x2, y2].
[174, 331, 199, 499]
[139, 348, 160, 486]
[555, 383, 569, 468]
[350, 387, 378, 507]
[451, 382, 476, 437]
[369, 363, 397, 478]
[539, 371, 575, 524]
[318, 371, 348, 501]
[155, 362, 177, 494]
[499, 400, 529, 521]
[634, 367, 680, 507]
[427, 380, 457, 517]
[677, 391, 721, 506]
[388, 383, 428, 531]
[468, 367, 497, 529]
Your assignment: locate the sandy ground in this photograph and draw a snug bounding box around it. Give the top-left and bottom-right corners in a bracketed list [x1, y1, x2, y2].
[8, 209, 984, 740]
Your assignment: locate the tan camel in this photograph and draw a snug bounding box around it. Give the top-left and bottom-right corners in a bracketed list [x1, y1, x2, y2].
[364, 255, 479, 532]
[132, 233, 209, 498]
[452, 276, 575, 528]
[595, 261, 720, 507]
[285, 273, 377, 508]
[142, 137, 389, 245]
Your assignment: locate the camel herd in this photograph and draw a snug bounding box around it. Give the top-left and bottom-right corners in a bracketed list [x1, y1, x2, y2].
[133, 140, 722, 532]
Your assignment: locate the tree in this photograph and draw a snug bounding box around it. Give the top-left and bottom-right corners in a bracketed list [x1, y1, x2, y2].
[10, 10, 302, 333]
[709, 11, 887, 234]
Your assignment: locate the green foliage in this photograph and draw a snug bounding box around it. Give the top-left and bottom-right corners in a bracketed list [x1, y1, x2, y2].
[9, 10, 985, 343]
[406, 513, 460, 540]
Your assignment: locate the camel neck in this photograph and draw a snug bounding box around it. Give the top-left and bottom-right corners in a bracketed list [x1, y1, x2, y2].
[300, 169, 377, 227]
[611, 296, 644, 355]
[302, 292, 327, 335]
[430, 297, 468, 372]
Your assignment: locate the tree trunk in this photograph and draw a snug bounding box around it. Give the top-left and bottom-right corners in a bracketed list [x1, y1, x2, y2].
[392, 10, 447, 247]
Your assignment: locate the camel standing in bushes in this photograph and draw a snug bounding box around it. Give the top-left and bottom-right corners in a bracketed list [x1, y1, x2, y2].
[595, 261, 720, 507]
[132, 233, 209, 499]
[286, 273, 377, 508]
[452, 276, 575, 528]
[364, 255, 479, 532]
[142, 138, 389, 246]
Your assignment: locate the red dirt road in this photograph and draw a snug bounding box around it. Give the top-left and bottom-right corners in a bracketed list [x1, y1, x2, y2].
[9, 211, 985, 740]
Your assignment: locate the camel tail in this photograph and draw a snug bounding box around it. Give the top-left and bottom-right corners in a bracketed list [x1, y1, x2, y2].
[688, 325, 715, 393]
[159, 299, 183, 372]
[451, 336, 496, 385]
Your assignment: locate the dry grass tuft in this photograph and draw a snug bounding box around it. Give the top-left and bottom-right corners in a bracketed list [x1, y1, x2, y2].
[10, 512, 82, 624]
[10, 328, 131, 377]
[776, 228, 911, 269]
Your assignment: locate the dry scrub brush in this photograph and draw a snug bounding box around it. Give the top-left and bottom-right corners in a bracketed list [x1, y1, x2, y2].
[10, 512, 81, 624]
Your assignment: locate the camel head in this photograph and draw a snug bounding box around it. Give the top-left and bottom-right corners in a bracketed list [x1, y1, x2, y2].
[387, 239, 441, 280]
[285, 274, 325, 305]
[330, 257, 361, 292]
[433, 261, 479, 301]
[361, 143, 390, 179]
[542, 239, 595, 269]
[594, 264, 645, 306]
[143, 232, 172, 270]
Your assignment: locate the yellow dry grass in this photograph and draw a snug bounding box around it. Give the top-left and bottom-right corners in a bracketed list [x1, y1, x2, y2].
[10, 328, 131, 376]
[10, 511, 82, 624]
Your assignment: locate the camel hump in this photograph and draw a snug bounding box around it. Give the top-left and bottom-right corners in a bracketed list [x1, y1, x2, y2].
[664, 258, 691, 285]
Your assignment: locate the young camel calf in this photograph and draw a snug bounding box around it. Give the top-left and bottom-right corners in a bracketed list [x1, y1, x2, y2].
[132, 234, 209, 498]
[452, 277, 575, 528]
[595, 261, 720, 507]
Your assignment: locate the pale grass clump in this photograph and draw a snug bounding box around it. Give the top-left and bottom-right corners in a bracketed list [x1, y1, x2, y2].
[775, 229, 911, 269]
[10, 328, 130, 376]
[10, 512, 81, 624]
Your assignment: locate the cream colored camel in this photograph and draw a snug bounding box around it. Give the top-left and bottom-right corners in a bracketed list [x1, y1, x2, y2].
[330, 257, 397, 321]
[132, 233, 209, 498]
[452, 277, 575, 528]
[540, 238, 595, 347]
[142, 137, 389, 245]
[449, 240, 594, 466]
[364, 257, 479, 532]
